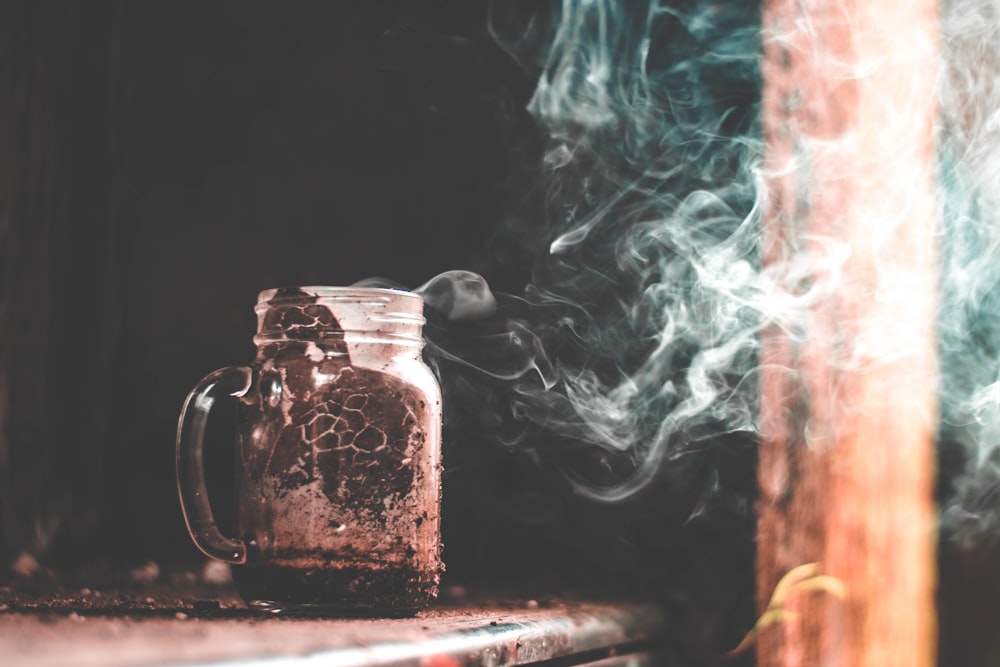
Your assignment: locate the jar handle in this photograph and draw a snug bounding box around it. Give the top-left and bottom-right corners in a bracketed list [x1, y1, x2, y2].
[175, 366, 252, 564]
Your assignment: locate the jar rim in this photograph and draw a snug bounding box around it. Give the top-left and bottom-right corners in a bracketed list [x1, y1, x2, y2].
[257, 286, 421, 305]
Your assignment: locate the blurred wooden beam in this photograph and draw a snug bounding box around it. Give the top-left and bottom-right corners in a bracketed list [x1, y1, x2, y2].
[757, 1, 939, 665]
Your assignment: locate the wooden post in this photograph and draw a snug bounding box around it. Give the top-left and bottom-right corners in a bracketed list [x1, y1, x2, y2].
[757, 1, 939, 666]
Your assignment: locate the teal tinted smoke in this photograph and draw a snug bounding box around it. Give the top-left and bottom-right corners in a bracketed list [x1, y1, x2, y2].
[485, 0, 764, 500]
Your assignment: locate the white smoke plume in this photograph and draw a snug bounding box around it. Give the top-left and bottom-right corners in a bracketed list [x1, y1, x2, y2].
[410, 0, 1000, 547]
[938, 0, 1000, 550]
[465, 0, 767, 502]
[398, 1, 1000, 660]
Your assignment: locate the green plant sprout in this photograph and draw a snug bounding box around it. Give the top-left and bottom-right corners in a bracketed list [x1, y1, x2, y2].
[726, 562, 848, 658]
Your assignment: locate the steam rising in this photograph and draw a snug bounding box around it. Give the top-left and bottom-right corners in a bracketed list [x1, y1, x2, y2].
[430, 0, 765, 502]
[415, 271, 498, 321]
[418, 4, 765, 654]
[409, 0, 1000, 660]
[938, 0, 1000, 548]
[415, 1, 1000, 546]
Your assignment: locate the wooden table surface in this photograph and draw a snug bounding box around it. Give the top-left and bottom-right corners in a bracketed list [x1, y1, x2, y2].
[0, 568, 668, 667]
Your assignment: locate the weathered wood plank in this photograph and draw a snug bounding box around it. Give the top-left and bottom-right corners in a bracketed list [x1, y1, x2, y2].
[757, 1, 939, 665]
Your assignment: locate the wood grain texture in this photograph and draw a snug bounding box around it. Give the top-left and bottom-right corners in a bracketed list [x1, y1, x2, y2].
[757, 1, 939, 665]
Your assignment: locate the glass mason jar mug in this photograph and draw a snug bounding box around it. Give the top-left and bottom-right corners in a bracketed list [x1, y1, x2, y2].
[176, 287, 443, 615]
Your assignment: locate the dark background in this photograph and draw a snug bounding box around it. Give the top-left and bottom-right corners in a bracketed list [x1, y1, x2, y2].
[0, 0, 546, 567]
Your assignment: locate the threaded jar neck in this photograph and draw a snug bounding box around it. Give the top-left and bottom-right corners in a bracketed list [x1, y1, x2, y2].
[253, 286, 425, 346]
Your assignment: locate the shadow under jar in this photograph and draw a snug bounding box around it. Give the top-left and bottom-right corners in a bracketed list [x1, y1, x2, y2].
[177, 287, 443, 616]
